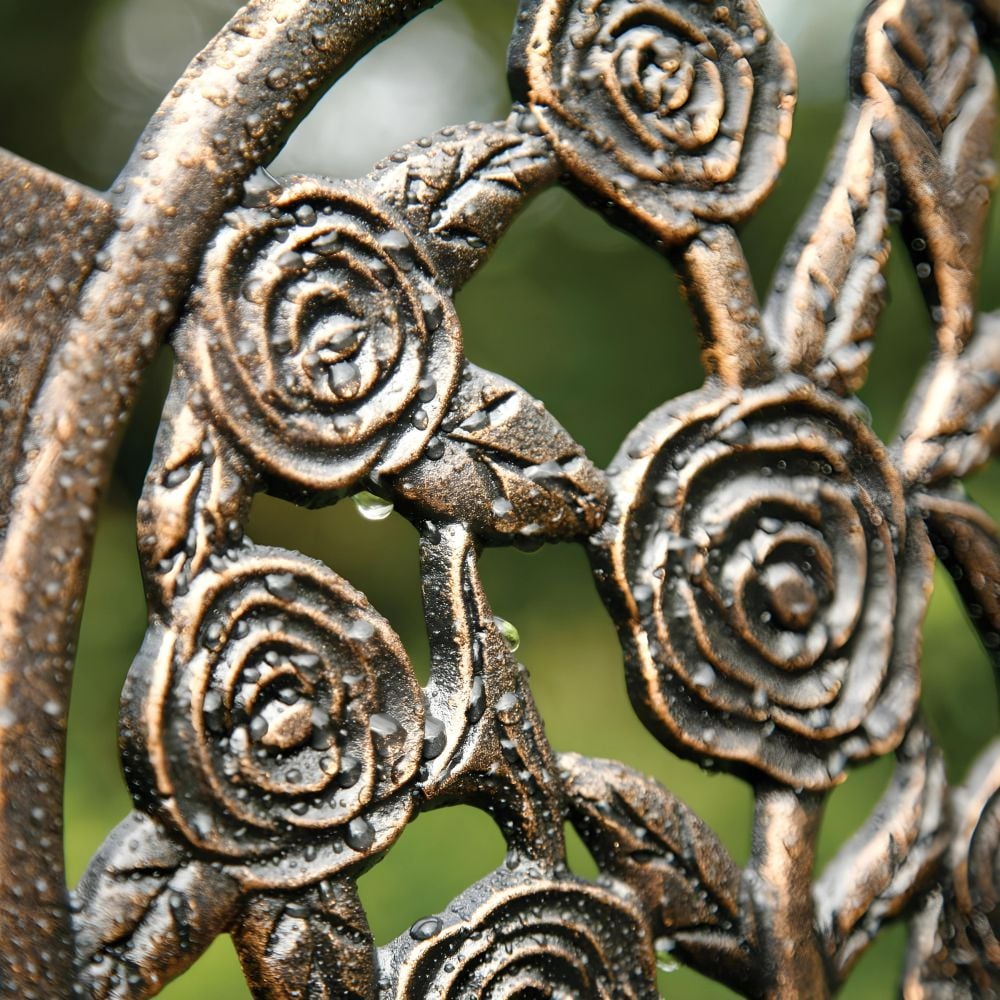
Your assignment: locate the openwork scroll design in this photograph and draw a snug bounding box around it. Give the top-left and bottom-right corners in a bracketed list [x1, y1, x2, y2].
[0, 0, 999, 997]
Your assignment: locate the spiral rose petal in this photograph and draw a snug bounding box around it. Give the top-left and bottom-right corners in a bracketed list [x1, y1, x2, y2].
[388, 870, 657, 998]
[509, 0, 796, 244]
[175, 176, 462, 496]
[592, 377, 934, 790]
[120, 546, 423, 881]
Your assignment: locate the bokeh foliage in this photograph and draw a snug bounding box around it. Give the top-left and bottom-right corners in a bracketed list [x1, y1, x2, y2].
[1, 1, 998, 995]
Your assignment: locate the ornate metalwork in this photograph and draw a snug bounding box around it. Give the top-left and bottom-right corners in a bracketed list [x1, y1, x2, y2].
[1, 0, 999, 996]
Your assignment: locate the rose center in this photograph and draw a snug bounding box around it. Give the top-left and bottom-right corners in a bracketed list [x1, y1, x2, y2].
[639, 37, 696, 113]
[253, 686, 314, 751]
[761, 563, 819, 631]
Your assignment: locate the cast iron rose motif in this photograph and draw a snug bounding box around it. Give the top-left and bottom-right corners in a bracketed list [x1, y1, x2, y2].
[509, 0, 796, 244]
[120, 546, 424, 888]
[166, 164, 609, 547]
[383, 868, 658, 998]
[175, 176, 463, 499]
[592, 376, 935, 790]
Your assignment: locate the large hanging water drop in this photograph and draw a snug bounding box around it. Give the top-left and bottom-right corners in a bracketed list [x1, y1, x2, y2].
[352, 491, 394, 521]
[654, 938, 680, 974]
[493, 615, 520, 653]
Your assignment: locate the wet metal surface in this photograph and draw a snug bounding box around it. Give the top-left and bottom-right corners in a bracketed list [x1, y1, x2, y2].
[1, 1, 999, 996]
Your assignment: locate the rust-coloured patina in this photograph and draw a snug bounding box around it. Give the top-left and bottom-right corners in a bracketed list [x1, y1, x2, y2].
[1, 0, 999, 996]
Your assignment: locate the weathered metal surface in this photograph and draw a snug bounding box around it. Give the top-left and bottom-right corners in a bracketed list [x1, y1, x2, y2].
[0, 0, 998, 997]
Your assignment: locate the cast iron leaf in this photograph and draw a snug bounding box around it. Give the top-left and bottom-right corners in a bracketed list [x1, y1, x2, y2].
[918, 490, 1000, 690]
[136, 384, 254, 611]
[862, 0, 997, 355]
[763, 102, 890, 394]
[901, 313, 1000, 486]
[73, 812, 241, 1000]
[903, 741, 1000, 996]
[385, 363, 608, 547]
[559, 753, 756, 993]
[814, 722, 950, 983]
[414, 523, 566, 866]
[233, 882, 375, 1000]
[368, 114, 557, 290]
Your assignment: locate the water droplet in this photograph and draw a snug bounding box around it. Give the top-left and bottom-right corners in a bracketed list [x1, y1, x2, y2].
[310, 711, 334, 750]
[420, 294, 443, 330]
[312, 230, 340, 253]
[493, 616, 520, 652]
[249, 716, 269, 741]
[417, 376, 437, 402]
[329, 361, 361, 399]
[353, 492, 394, 521]
[191, 812, 215, 840]
[655, 938, 679, 973]
[370, 713, 401, 740]
[345, 816, 375, 852]
[692, 664, 717, 688]
[467, 677, 486, 723]
[334, 413, 361, 437]
[203, 690, 225, 734]
[265, 573, 296, 600]
[291, 652, 320, 673]
[370, 713, 404, 757]
[276, 250, 304, 273]
[277, 686, 300, 705]
[491, 497, 513, 518]
[311, 26, 332, 50]
[201, 621, 224, 650]
[338, 754, 362, 788]
[495, 692, 522, 724]
[343, 672, 366, 699]
[347, 619, 375, 642]
[377, 229, 413, 267]
[409, 916, 443, 941]
[653, 477, 678, 507]
[266, 66, 290, 90]
[423, 716, 447, 760]
[294, 204, 317, 227]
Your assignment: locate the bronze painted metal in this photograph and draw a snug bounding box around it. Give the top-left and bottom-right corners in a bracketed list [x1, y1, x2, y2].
[1, 0, 998, 996]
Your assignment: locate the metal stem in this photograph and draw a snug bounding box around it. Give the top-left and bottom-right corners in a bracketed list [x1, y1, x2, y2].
[749, 785, 829, 999]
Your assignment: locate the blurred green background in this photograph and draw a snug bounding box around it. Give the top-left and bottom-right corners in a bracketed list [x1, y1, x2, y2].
[2, 0, 998, 995]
